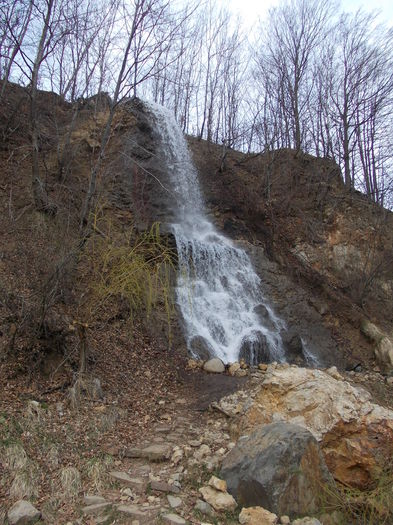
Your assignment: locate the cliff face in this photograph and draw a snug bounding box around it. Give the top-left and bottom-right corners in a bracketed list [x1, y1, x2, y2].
[1, 85, 392, 374]
[187, 140, 393, 369]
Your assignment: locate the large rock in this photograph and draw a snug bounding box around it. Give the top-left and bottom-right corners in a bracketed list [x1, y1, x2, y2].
[361, 320, 393, 372]
[7, 500, 40, 525]
[239, 330, 272, 365]
[221, 365, 393, 489]
[203, 358, 225, 373]
[220, 422, 332, 517]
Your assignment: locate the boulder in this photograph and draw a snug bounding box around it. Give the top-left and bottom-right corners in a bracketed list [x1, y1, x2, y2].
[7, 500, 40, 525]
[239, 330, 272, 365]
[220, 422, 332, 517]
[361, 320, 393, 372]
[232, 365, 393, 489]
[203, 358, 225, 373]
[239, 506, 278, 524]
[190, 335, 214, 361]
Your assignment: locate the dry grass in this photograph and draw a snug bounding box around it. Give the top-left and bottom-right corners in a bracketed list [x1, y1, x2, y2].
[322, 462, 393, 525]
[84, 455, 113, 492]
[59, 466, 82, 500]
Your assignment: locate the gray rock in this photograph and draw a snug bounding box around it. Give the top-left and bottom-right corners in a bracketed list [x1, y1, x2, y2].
[151, 480, 180, 493]
[190, 335, 214, 360]
[203, 358, 225, 373]
[239, 330, 272, 365]
[116, 504, 155, 523]
[292, 519, 322, 525]
[83, 495, 108, 505]
[82, 502, 112, 516]
[109, 471, 146, 492]
[167, 495, 182, 508]
[162, 513, 186, 524]
[7, 501, 41, 525]
[281, 329, 304, 362]
[142, 443, 171, 461]
[220, 422, 333, 518]
[194, 499, 215, 516]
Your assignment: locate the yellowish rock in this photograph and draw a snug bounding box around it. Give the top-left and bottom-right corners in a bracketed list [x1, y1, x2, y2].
[228, 362, 241, 376]
[199, 486, 237, 512]
[239, 506, 278, 524]
[208, 475, 227, 492]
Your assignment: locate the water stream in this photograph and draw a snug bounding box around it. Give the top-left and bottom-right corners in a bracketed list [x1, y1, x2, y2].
[145, 101, 285, 364]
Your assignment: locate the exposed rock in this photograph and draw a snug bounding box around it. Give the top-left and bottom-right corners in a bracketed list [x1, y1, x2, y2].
[220, 422, 332, 517]
[199, 486, 237, 512]
[83, 495, 108, 505]
[194, 499, 214, 516]
[235, 365, 393, 489]
[116, 504, 155, 523]
[239, 506, 278, 525]
[281, 329, 304, 363]
[167, 495, 182, 508]
[142, 443, 171, 461]
[228, 362, 241, 376]
[193, 444, 211, 461]
[150, 480, 180, 494]
[239, 330, 272, 365]
[253, 304, 274, 326]
[208, 475, 227, 492]
[109, 471, 146, 492]
[162, 513, 186, 524]
[292, 518, 322, 525]
[7, 501, 41, 525]
[203, 358, 225, 373]
[82, 503, 112, 516]
[190, 335, 214, 360]
[361, 320, 393, 372]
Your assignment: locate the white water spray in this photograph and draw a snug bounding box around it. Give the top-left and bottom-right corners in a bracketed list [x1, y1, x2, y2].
[145, 101, 285, 364]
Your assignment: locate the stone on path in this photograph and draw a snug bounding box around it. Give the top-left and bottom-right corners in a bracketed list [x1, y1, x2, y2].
[203, 358, 225, 373]
[239, 506, 278, 525]
[82, 502, 112, 516]
[162, 513, 186, 524]
[7, 500, 41, 525]
[292, 519, 322, 525]
[208, 475, 227, 492]
[199, 486, 237, 512]
[142, 443, 171, 461]
[109, 471, 146, 492]
[83, 495, 107, 505]
[116, 504, 156, 524]
[167, 495, 182, 508]
[194, 499, 215, 516]
[151, 480, 180, 493]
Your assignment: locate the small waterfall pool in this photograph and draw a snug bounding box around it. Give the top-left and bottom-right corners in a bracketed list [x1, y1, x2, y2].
[145, 101, 285, 364]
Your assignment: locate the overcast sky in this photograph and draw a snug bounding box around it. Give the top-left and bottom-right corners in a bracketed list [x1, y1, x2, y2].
[225, 0, 393, 27]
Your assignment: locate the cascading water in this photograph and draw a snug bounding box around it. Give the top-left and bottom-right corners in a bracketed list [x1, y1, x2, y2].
[145, 101, 285, 364]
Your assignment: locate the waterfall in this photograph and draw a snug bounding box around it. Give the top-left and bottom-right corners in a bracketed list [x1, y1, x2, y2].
[145, 101, 285, 364]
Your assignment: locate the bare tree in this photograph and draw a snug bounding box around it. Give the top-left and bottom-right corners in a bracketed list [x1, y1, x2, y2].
[80, 0, 191, 227]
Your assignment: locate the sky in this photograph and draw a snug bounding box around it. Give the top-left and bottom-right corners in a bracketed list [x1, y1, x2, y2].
[226, 0, 393, 27]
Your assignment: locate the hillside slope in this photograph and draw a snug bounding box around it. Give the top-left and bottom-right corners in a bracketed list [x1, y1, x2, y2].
[1, 84, 393, 522]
